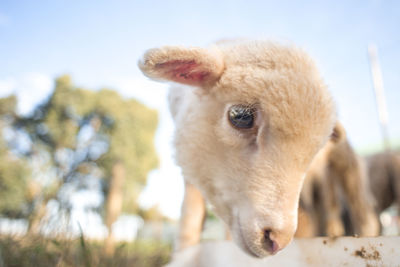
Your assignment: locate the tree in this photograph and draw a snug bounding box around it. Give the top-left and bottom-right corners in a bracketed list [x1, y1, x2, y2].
[0, 137, 30, 219]
[1, 76, 159, 253]
[0, 95, 31, 218]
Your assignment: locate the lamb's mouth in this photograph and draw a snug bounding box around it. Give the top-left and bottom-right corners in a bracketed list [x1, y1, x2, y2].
[236, 219, 261, 258]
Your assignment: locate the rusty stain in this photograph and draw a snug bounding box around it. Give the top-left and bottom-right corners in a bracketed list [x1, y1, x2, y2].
[353, 246, 381, 261]
[344, 247, 348, 251]
[329, 236, 339, 242]
[323, 240, 327, 245]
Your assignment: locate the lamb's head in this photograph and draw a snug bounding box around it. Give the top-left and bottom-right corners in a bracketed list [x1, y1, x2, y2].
[139, 41, 336, 257]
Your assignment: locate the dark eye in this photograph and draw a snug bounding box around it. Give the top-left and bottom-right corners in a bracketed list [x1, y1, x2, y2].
[228, 105, 255, 129]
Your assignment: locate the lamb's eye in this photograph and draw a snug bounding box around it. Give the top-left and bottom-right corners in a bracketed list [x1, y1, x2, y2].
[228, 105, 255, 129]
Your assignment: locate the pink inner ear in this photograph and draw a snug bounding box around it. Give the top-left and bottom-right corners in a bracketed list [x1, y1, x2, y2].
[156, 60, 210, 86]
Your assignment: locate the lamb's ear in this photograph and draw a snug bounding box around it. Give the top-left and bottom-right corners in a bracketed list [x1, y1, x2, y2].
[330, 122, 346, 143]
[138, 46, 224, 87]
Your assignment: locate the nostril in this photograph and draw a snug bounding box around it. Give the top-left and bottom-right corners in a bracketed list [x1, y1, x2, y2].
[263, 229, 279, 254]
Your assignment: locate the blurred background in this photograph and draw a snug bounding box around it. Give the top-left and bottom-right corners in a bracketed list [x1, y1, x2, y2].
[0, 1, 399, 266]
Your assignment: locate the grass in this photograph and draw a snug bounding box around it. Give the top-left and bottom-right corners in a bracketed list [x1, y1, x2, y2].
[0, 234, 171, 267]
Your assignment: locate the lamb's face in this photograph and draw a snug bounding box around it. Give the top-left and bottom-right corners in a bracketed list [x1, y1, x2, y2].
[139, 41, 336, 257]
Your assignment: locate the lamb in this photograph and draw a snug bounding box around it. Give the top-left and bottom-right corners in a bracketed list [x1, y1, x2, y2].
[139, 40, 336, 257]
[298, 149, 400, 237]
[295, 123, 380, 237]
[366, 151, 400, 231]
[169, 122, 379, 250]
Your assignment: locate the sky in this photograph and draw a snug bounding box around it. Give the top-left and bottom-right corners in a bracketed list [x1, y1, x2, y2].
[0, 0, 399, 220]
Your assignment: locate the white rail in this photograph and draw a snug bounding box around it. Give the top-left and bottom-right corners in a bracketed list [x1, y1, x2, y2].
[167, 237, 400, 267]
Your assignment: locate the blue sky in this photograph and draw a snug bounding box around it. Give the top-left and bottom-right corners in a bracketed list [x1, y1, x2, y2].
[1, 0, 399, 219]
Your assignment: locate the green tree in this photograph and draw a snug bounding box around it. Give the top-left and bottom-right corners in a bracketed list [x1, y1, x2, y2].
[0, 145, 31, 218]
[2, 76, 158, 253]
[0, 96, 29, 218]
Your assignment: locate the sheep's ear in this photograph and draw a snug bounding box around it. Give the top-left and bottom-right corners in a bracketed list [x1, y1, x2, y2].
[330, 122, 346, 143]
[138, 46, 224, 87]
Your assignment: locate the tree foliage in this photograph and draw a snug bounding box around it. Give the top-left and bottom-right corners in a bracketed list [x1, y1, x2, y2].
[0, 139, 30, 217]
[0, 75, 159, 229]
[0, 95, 30, 217]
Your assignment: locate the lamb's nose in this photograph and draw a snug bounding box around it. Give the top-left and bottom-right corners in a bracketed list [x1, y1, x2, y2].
[263, 229, 280, 254]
